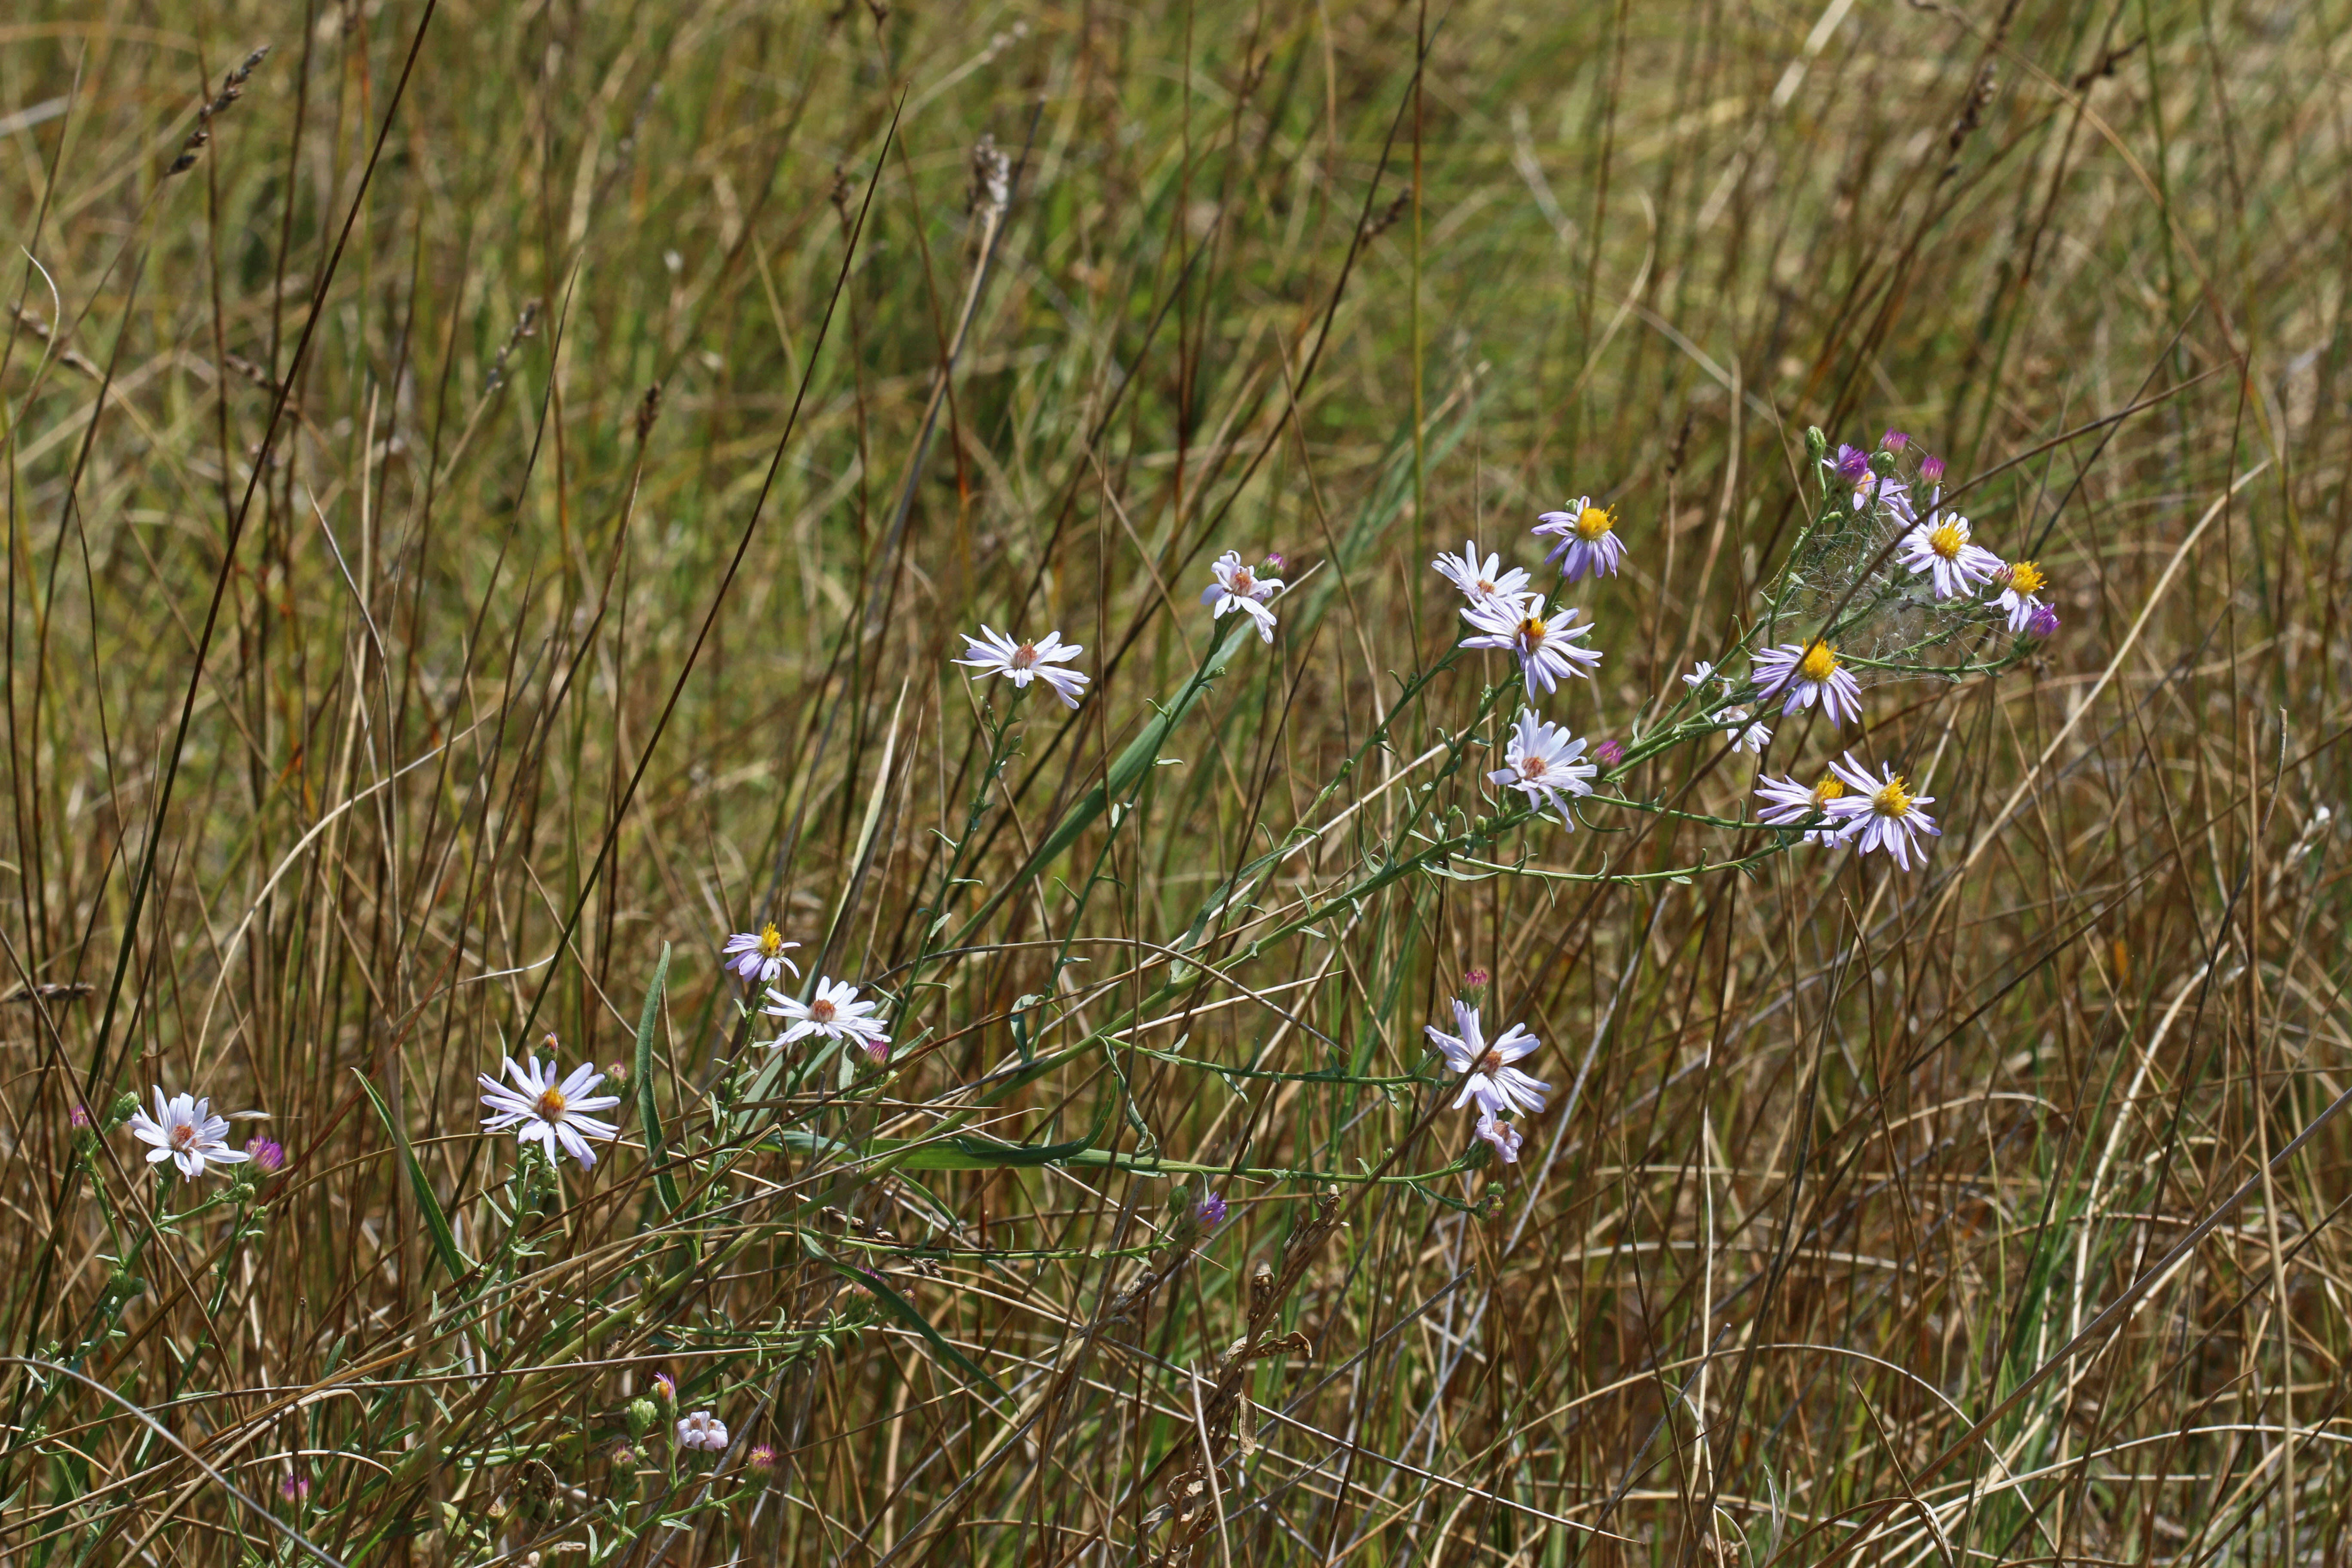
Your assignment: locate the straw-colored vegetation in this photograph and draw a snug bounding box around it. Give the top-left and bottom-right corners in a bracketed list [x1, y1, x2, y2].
[5, 1, 2351, 1562]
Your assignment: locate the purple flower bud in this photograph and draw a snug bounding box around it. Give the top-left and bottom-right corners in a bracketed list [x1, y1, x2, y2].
[1920, 454, 1946, 484]
[748, 1442, 780, 1473]
[1593, 738, 1624, 768]
[1262, 551, 1286, 572]
[2027, 603, 2061, 638]
[247, 1136, 285, 1175]
[69, 1102, 91, 1130]
[611, 1440, 637, 1466]
[653, 1372, 677, 1404]
[279, 1473, 310, 1503]
[1195, 1192, 1228, 1228]
[1833, 444, 1870, 483]
[1880, 429, 1909, 451]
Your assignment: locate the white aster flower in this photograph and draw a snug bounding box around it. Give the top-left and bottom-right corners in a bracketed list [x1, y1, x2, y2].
[1475, 1107, 1524, 1164]
[721, 922, 802, 987]
[765, 976, 893, 1061]
[1896, 511, 2002, 601]
[1200, 550, 1283, 642]
[127, 1087, 251, 1181]
[1432, 540, 1533, 613]
[1823, 752, 1941, 870]
[1487, 709, 1596, 824]
[1718, 706, 1772, 755]
[1994, 559, 2049, 633]
[676, 1410, 728, 1452]
[1425, 999, 1549, 1118]
[1753, 770, 1850, 846]
[952, 625, 1090, 708]
[1532, 497, 1626, 581]
[1457, 594, 1601, 695]
[1681, 660, 1722, 692]
[1751, 640, 1863, 727]
[478, 1049, 623, 1169]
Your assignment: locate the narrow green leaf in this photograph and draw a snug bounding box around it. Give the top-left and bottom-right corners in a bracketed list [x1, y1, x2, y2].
[950, 619, 1254, 947]
[808, 1241, 1004, 1399]
[634, 943, 680, 1214]
[356, 1072, 470, 1285]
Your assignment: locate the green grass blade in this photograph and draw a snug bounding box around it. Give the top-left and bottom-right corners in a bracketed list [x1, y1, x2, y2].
[634, 943, 680, 1215]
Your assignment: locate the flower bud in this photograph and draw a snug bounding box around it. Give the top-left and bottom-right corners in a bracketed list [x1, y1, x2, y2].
[1459, 968, 1490, 1007]
[626, 1398, 658, 1436]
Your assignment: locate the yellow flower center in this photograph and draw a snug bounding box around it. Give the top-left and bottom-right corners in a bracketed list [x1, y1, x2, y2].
[1574, 505, 1615, 541]
[1810, 775, 1847, 811]
[1516, 616, 1547, 649]
[809, 998, 837, 1023]
[1926, 521, 1966, 560]
[757, 923, 785, 957]
[2006, 560, 2045, 595]
[1797, 642, 1839, 683]
[535, 1086, 568, 1121]
[1872, 776, 1914, 818]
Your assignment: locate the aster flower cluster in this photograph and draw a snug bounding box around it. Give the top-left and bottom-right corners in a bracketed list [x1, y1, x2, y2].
[1432, 490, 1628, 828]
[1722, 428, 2065, 870]
[1785, 430, 2060, 665]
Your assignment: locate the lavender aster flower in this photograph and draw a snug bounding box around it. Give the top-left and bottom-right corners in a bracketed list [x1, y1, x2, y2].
[953, 626, 1091, 708]
[676, 1410, 729, 1453]
[127, 1087, 252, 1181]
[1881, 429, 1909, 451]
[721, 922, 802, 987]
[1752, 640, 1863, 727]
[1994, 560, 2051, 633]
[1753, 770, 1850, 846]
[1200, 550, 1283, 642]
[1592, 738, 1624, 768]
[246, 1136, 285, 1175]
[1425, 1000, 1548, 1118]
[1533, 497, 1627, 581]
[1718, 706, 1773, 755]
[2027, 601, 2061, 638]
[1487, 709, 1597, 824]
[1475, 1107, 1524, 1164]
[764, 977, 893, 1061]
[1896, 511, 2001, 600]
[1457, 595, 1601, 695]
[1822, 752, 1941, 870]
[1194, 1191, 1228, 1228]
[478, 1049, 623, 1170]
[1431, 540, 1534, 614]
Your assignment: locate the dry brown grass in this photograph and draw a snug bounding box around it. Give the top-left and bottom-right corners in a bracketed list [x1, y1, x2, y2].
[5, 1, 2352, 1563]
